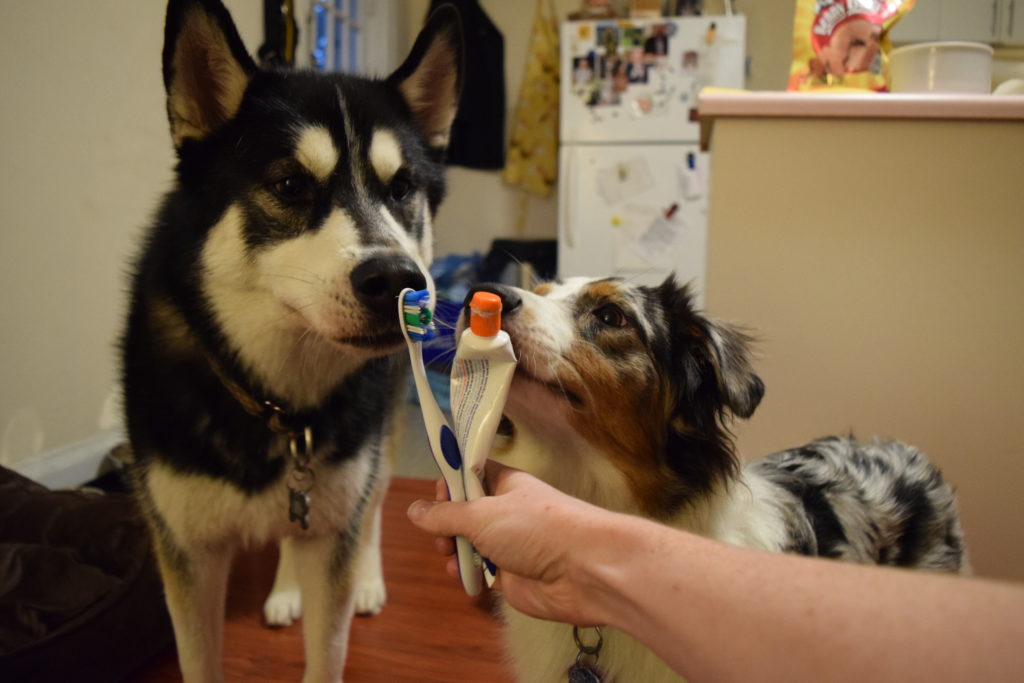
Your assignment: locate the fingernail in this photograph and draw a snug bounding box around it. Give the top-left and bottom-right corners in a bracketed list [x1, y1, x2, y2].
[407, 499, 432, 521]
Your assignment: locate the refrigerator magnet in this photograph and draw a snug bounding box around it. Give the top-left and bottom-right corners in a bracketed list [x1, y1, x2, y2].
[677, 154, 704, 200]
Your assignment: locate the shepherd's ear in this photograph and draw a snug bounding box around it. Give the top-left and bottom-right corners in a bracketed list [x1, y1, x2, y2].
[388, 4, 464, 150]
[705, 320, 764, 419]
[163, 0, 256, 148]
[659, 276, 764, 421]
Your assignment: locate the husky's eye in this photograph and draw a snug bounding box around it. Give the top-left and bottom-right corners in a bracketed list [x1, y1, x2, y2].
[389, 171, 413, 203]
[593, 304, 629, 328]
[270, 174, 314, 203]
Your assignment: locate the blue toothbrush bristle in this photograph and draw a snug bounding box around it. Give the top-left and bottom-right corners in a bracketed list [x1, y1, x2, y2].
[402, 289, 436, 341]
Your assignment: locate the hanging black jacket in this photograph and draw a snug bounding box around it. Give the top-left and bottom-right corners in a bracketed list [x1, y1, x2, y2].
[428, 0, 506, 170]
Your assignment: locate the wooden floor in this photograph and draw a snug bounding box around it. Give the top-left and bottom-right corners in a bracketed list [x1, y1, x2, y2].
[132, 477, 514, 682]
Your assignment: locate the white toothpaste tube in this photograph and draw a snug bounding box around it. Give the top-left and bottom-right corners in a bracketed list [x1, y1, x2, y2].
[450, 291, 517, 586]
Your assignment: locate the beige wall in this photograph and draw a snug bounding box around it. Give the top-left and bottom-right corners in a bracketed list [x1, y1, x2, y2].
[705, 116, 1024, 581]
[0, 1, 261, 466]
[705, 0, 794, 90]
[0, 1, 801, 465]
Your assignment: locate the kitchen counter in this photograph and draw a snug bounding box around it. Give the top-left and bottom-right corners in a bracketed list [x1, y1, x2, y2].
[699, 89, 1024, 149]
[697, 87, 1024, 582]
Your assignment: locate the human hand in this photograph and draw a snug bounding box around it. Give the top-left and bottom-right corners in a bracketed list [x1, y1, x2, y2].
[407, 460, 614, 626]
[820, 17, 881, 76]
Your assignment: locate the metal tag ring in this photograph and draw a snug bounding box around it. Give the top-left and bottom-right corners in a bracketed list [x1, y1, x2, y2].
[289, 465, 315, 492]
[289, 426, 314, 463]
[572, 626, 603, 656]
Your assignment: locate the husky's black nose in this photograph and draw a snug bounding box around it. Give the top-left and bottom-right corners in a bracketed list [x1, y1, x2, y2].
[351, 254, 426, 315]
[463, 284, 522, 318]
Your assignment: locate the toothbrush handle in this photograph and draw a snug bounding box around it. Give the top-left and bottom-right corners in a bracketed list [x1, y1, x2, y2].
[399, 290, 484, 596]
[464, 465, 486, 501]
[454, 535, 482, 595]
[463, 468, 498, 587]
[448, 458, 483, 595]
[405, 348, 483, 595]
[443, 450, 483, 596]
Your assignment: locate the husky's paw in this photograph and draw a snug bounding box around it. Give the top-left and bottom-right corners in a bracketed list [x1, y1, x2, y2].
[354, 578, 387, 616]
[263, 588, 302, 627]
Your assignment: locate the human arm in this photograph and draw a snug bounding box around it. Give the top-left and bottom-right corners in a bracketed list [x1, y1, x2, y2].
[407, 461, 1024, 682]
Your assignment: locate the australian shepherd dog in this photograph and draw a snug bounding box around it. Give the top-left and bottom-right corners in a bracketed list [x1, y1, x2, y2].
[121, 0, 463, 679]
[465, 277, 968, 682]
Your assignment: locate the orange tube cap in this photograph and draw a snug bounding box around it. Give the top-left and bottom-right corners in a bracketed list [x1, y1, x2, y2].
[469, 292, 502, 337]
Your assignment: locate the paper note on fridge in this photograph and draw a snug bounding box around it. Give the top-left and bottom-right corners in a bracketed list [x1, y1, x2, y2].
[614, 205, 655, 271]
[596, 157, 655, 205]
[632, 211, 689, 266]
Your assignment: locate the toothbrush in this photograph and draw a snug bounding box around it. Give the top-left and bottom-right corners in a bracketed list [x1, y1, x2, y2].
[399, 288, 483, 597]
[449, 291, 518, 587]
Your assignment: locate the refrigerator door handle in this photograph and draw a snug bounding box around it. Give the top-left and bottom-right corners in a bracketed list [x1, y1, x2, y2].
[562, 149, 576, 249]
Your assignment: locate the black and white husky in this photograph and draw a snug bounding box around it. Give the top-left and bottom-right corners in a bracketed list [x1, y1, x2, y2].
[121, 1, 462, 679]
[466, 277, 969, 682]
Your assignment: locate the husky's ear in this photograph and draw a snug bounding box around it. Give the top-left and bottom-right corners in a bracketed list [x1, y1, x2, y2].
[163, 0, 256, 147]
[388, 4, 464, 150]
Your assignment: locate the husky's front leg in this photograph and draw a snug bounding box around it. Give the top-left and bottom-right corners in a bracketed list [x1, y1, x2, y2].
[353, 501, 387, 615]
[264, 536, 302, 626]
[294, 534, 359, 683]
[154, 537, 234, 683]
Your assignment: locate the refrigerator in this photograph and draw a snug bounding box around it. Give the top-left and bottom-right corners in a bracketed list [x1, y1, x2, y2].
[558, 16, 746, 306]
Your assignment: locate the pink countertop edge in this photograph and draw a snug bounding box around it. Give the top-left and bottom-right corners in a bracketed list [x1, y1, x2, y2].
[698, 90, 1024, 120]
[698, 90, 1024, 149]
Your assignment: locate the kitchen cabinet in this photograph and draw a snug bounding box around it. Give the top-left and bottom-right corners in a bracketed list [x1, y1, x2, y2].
[891, 0, 1023, 46]
[1008, 0, 1024, 43]
[891, 1, 941, 42]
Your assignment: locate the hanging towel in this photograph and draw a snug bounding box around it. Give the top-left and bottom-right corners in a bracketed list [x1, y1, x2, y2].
[429, 0, 506, 170]
[503, 0, 560, 197]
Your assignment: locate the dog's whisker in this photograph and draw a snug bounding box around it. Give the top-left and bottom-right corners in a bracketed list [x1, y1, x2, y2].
[528, 271, 542, 291]
[287, 326, 319, 377]
[267, 261, 329, 276]
[433, 316, 458, 332]
[424, 346, 458, 371]
[557, 362, 595, 415]
[258, 298, 319, 335]
[621, 269, 657, 285]
[265, 272, 321, 287]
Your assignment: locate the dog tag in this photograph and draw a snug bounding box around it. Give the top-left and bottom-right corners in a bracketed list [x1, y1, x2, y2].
[288, 487, 311, 530]
[567, 663, 605, 682]
[287, 427, 314, 530]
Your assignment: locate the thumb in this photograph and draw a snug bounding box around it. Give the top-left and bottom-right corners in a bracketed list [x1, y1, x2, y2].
[407, 498, 473, 538]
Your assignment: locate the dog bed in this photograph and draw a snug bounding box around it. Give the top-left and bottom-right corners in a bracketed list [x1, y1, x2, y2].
[0, 465, 172, 681]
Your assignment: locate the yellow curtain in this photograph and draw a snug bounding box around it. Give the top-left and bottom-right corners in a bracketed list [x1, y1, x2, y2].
[503, 0, 560, 198]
